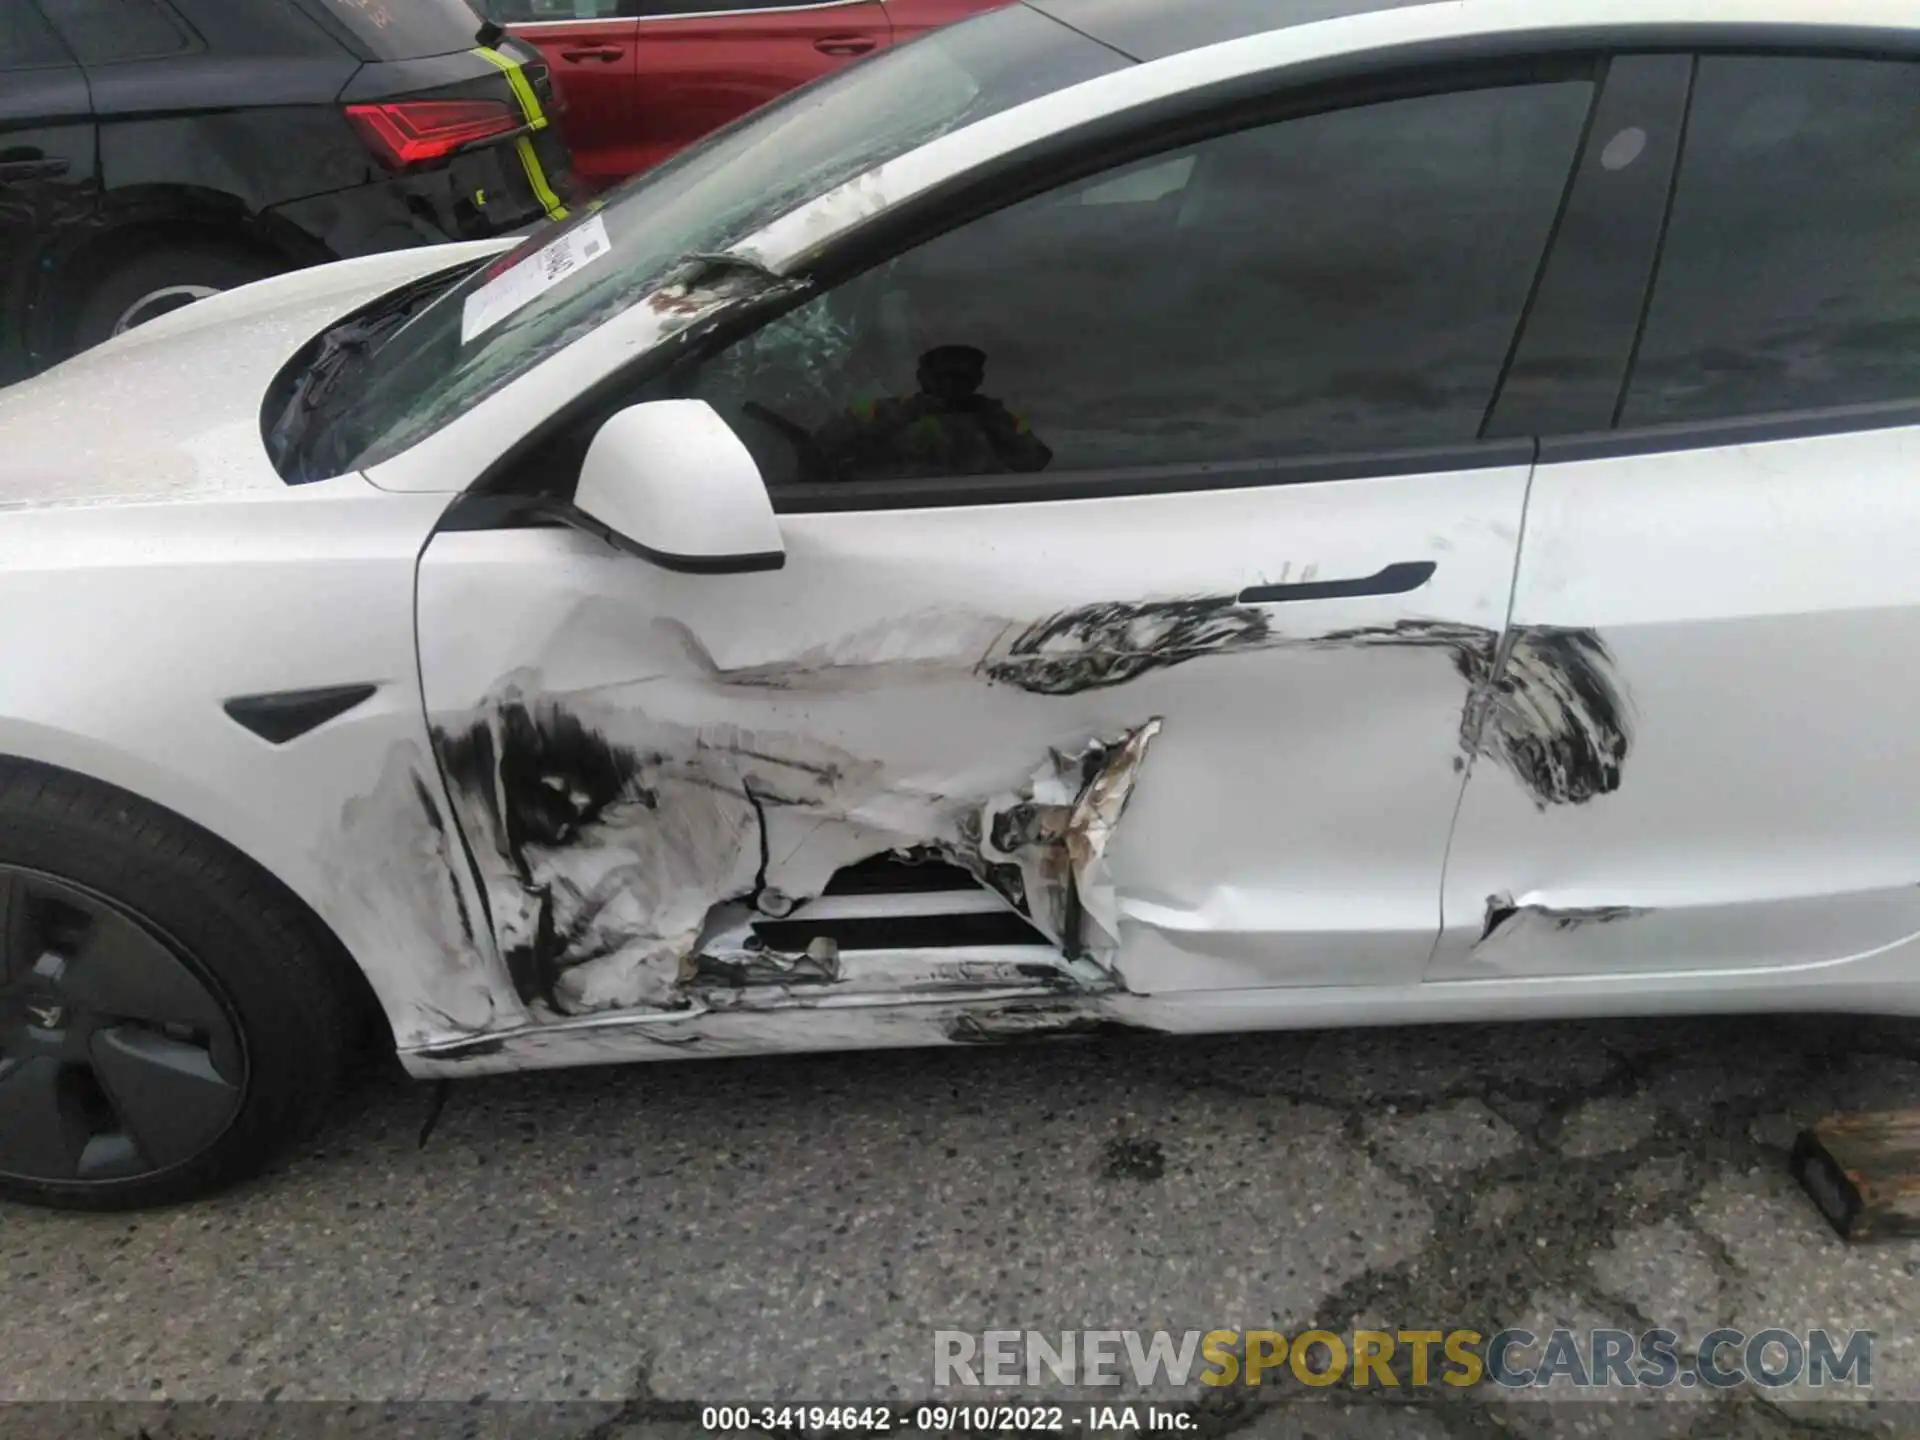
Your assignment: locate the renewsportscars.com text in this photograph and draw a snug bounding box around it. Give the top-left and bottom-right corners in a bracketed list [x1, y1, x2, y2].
[934, 1328, 1874, 1390]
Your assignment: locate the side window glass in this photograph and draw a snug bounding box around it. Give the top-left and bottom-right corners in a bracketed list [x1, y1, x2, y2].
[624, 0, 801, 13]
[1623, 57, 1920, 428]
[477, 0, 621, 20]
[37, 0, 194, 63]
[672, 79, 1593, 491]
[1, 5, 73, 69]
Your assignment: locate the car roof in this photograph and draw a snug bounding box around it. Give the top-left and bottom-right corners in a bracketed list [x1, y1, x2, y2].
[1026, 0, 1437, 62]
[1024, 0, 1915, 61]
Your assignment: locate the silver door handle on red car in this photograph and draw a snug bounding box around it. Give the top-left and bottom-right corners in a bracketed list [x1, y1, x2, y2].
[1238, 561, 1437, 604]
[814, 36, 877, 55]
[560, 46, 624, 62]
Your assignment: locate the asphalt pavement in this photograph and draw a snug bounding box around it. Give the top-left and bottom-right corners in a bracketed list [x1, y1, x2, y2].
[6, 1015, 1920, 1438]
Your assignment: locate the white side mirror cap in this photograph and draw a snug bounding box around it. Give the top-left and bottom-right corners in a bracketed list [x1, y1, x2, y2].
[574, 399, 785, 574]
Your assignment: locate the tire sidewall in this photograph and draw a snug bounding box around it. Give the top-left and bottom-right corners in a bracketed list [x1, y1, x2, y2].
[69, 246, 281, 355]
[0, 770, 344, 1210]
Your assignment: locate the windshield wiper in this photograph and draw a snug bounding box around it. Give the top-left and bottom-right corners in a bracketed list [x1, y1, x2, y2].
[267, 262, 482, 482]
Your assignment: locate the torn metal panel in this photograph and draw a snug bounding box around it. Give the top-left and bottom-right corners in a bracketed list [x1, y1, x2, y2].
[1067, 720, 1161, 956]
[1477, 893, 1654, 946]
[1482, 893, 1519, 943]
[428, 678, 1161, 1017]
[973, 721, 1160, 959]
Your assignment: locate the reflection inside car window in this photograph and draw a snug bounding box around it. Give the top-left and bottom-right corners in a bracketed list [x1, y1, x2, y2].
[669, 79, 1595, 490]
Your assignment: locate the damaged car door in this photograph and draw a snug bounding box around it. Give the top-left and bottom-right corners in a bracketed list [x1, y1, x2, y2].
[1437, 51, 1920, 982]
[412, 67, 1597, 1028]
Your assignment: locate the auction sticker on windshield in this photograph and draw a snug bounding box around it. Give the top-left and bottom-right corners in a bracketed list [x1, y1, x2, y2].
[460, 215, 613, 344]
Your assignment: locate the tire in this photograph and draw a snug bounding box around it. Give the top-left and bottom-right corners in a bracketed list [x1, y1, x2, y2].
[0, 762, 352, 1210]
[68, 244, 282, 355]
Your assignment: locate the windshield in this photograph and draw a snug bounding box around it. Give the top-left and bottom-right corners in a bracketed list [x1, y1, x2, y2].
[289, 4, 1127, 480]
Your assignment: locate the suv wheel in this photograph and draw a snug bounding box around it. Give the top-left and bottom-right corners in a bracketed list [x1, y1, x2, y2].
[70, 245, 282, 353]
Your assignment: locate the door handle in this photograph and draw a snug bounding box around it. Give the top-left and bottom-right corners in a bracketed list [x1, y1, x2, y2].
[1238, 560, 1437, 605]
[814, 35, 877, 56]
[0, 157, 71, 183]
[559, 45, 624, 62]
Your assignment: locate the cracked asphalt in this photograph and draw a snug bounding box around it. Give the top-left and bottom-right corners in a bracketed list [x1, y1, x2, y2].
[6, 1015, 1920, 1438]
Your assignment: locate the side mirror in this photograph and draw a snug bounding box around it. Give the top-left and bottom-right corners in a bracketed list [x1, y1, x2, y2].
[572, 399, 786, 574]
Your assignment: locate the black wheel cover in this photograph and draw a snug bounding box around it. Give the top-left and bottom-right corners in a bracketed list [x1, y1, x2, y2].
[0, 867, 246, 1185]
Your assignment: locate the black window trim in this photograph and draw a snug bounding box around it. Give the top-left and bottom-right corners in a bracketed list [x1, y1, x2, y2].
[1541, 399, 1920, 466]
[1480, 51, 1696, 441]
[769, 439, 1540, 514]
[472, 22, 1920, 517]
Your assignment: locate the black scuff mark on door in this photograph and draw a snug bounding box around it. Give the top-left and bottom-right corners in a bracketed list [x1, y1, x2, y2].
[1544, 903, 1653, 930]
[432, 701, 674, 1013]
[666, 598, 1630, 808]
[978, 598, 1271, 696]
[946, 1001, 1164, 1046]
[329, 740, 520, 1047]
[984, 602, 1631, 809]
[413, 1033, 515, 1068]
[1280, 616, 1631, 809]
[1475, 628, 1632, 809]
[411, 774, 477, 946]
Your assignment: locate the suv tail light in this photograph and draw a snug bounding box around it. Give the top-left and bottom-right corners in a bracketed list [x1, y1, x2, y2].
[345, 99, 523, 169]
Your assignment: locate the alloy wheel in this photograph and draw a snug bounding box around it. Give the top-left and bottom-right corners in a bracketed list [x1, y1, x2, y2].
[0, 867, 245, 1185]
[110, 284, 223, 336]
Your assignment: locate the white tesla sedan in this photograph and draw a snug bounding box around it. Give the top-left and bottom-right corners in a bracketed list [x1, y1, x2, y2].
[0, 0, 1914, 1208]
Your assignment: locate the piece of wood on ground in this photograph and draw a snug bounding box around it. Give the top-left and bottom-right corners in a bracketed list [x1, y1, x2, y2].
[1791, 1111, 1920, 1241]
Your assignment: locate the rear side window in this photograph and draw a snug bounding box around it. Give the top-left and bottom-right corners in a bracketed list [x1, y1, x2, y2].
[672, 78, 1594, 488]
[2, 4, 74, 68]
[474, 1, 619, 19]
[312, 0, 484, 58]
[1622, 56, 1920, 427]
[36, 0, 193, 63]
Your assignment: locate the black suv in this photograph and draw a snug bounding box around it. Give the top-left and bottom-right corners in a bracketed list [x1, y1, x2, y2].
[0, 0, 576, 384]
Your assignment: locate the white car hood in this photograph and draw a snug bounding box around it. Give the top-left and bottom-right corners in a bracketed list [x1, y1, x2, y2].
[0, 240, 512, 511]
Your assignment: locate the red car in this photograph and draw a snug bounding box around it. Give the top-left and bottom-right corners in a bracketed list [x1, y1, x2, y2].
[474, 0, 1010, 192]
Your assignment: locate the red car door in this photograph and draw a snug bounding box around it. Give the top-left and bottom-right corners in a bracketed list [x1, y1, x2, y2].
[625, 0, 894, 178]
[491, 2, 643, 193]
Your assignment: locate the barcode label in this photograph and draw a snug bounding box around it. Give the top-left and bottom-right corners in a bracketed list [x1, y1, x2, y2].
[461, 214, 613, 345]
